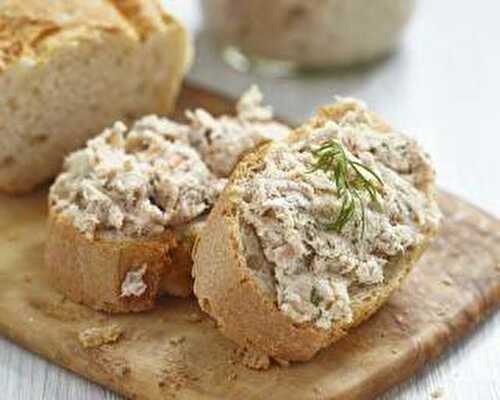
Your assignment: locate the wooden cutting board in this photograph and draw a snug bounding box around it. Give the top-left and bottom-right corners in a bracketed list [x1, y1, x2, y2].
[0, 84, 499, 400]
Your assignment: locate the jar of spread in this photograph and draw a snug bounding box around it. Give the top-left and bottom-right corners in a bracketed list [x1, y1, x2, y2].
[201, 0, 416, 73]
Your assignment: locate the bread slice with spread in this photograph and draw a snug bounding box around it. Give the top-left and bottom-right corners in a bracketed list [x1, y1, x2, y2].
[192, 99, 441, 362]
[46, 87, 289, 313]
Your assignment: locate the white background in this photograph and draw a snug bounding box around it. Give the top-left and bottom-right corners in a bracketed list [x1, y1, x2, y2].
[1, 1, 499, 399]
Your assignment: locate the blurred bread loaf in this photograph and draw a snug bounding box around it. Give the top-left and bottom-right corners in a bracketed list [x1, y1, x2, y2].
[0, 0, 190, 193]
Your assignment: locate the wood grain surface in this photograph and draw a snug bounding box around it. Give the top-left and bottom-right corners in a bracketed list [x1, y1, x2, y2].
[0, 84, 499, 400]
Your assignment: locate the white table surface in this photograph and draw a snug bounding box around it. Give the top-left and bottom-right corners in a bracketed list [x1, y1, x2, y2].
[1, 1, 499, 399]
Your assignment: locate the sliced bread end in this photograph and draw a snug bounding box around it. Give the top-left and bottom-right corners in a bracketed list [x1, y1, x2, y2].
[46, 212, 193, 313]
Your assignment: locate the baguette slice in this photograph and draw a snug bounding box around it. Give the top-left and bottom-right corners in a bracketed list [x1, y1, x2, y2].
[46, 87, 290, 313]
[193, 99, 441, 362]
[0, 0, 190, 194]
[46, 212, 200, 313]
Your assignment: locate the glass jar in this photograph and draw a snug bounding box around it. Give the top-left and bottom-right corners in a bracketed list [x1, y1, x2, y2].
[202, 0, 416, 73]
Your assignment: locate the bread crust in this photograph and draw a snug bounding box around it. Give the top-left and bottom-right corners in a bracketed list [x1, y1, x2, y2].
[0, 0, 190, 193]
[45, 211, 193, 313]
[193, 107, 438, 362]
[0, 0, 183, 70]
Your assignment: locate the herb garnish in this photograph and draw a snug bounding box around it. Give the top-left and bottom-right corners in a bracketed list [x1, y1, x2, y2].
[309, 140, 384, 237]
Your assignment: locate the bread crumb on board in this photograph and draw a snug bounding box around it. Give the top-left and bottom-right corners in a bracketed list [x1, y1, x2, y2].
[91, 344, 130, 377]
[231, 347, 290, 370]
[156, 347, 195, 391]
[79, 324, 123, 349]
[235, 347, 271, 370]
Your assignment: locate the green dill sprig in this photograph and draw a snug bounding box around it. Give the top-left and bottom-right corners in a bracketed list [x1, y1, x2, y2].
[309, 140, 384, 237]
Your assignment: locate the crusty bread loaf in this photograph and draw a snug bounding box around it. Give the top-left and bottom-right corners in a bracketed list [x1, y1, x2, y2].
[0, 0, 190, 194]
[45, 88, 290, 313]
[193, 99, 441, 362]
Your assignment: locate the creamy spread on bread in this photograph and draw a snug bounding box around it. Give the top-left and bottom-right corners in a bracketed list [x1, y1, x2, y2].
[49, 87, 289, 238]
[235, 99, 441, 329]
[187, 85, 289, 177]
